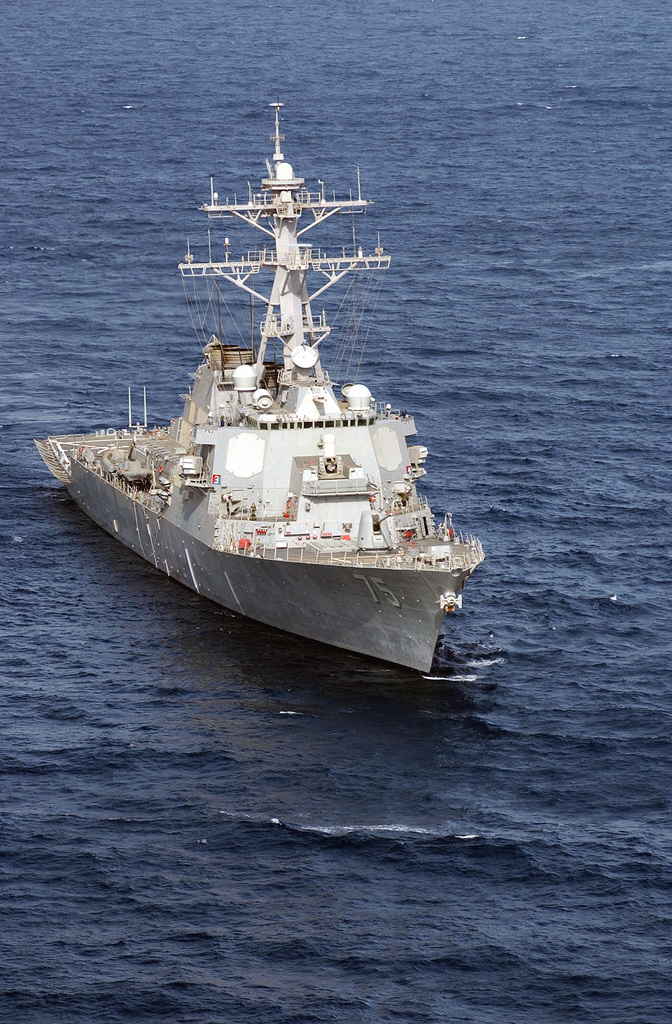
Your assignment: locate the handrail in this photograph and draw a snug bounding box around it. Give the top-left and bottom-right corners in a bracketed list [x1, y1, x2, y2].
[213, 516, 484, 572]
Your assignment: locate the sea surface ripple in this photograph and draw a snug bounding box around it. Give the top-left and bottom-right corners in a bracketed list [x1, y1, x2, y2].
[1, 1, 670, 1022]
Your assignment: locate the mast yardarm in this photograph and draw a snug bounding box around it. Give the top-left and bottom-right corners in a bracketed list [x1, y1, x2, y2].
[179, 104, 390, 412]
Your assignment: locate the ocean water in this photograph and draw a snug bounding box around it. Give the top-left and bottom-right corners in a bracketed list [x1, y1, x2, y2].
[1, 1, 671, 1021]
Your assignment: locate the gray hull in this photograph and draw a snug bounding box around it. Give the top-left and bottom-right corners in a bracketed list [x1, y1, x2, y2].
[65, 463, 456, 672]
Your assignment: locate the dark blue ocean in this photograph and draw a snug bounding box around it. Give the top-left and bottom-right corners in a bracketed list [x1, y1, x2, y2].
[2, 1, 671, 1021]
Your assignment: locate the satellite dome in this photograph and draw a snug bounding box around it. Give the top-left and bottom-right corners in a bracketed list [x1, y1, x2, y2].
[275, 161, 294, 180]
[232, 365, 257, 391]
[345, 384, 372, 411]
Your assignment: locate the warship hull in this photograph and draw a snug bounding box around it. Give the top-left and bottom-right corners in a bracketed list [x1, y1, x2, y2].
[36, 109, 484, 673]
[63, 461, 461, 673]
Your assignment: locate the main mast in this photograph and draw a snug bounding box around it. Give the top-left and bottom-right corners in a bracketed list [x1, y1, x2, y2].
[180, 103, 390, 420]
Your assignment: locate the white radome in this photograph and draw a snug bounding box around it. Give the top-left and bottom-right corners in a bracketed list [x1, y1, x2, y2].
[275, 161, 294, 180]
[345, 383, 372, 411]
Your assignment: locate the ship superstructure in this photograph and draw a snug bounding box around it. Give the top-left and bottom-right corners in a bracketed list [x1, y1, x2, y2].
[36, 105, 484, 672]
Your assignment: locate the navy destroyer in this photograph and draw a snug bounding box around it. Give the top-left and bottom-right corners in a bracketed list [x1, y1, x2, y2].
[36, 105, 484, 672]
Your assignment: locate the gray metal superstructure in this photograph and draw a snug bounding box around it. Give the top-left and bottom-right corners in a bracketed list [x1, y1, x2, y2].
[36, 106, 484, 672]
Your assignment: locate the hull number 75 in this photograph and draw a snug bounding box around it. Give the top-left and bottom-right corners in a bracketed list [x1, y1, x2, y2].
[354, 574, 402, 608]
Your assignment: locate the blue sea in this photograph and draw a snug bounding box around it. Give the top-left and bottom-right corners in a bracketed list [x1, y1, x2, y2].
[1, 1, 671, 1021]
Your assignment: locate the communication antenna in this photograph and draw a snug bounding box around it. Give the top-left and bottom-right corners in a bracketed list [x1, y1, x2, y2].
[269, 101, 285, 162]
[216, 280, 223, 343]
[143, 386, 147, 428]
[249, 294, 255, 356]
[127, 386, 132, 429]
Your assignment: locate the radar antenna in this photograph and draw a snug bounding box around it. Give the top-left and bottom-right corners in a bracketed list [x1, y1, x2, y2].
[269, 101, 285, 163]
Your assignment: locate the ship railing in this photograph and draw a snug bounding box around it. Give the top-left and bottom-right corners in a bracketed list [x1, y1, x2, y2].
[214, 519, 483, 571]
[400, 494, 431, 514]
[255, 546, 482, 571]
[214, 407, 239, 427]
[184, 246, 325, 273]
[183, 246, 390, 278]
[376, 402, 401, 419]
[182, 475, 214, 490]
[107, 473, 164, 513]
[204, 190, 368, 214]
[374, 404, 415, 423]
[76, 457, 164, 514]
[35, 439, 72, 484]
